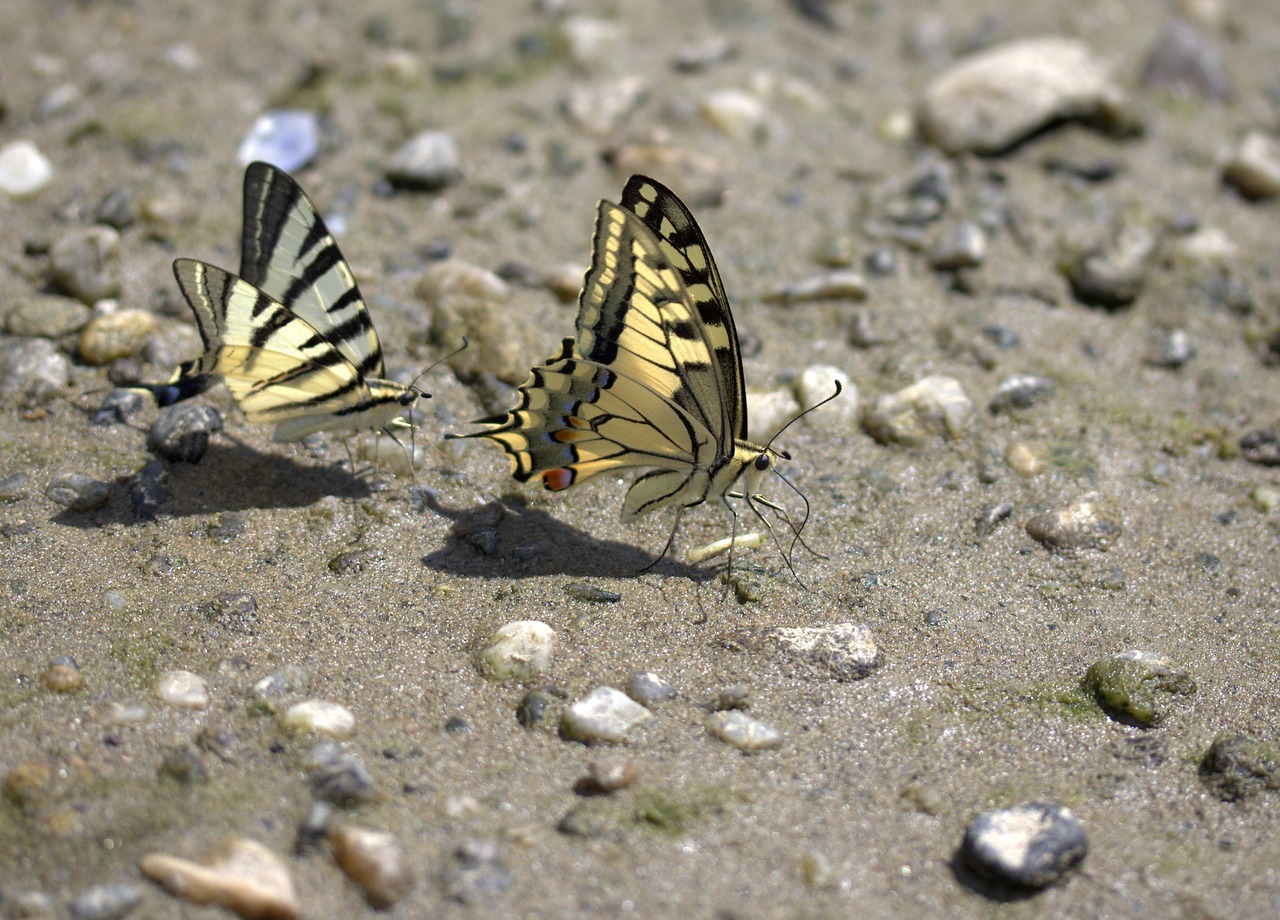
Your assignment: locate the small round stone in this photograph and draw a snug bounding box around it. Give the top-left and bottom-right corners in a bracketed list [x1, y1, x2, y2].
[516, 689, 557, 728]
[45, 473, 111, 513]
[140, 837, 300, 920]
[420, 261, 523, 384]
[712, 683, 751, 711]
[159, 744, 208, 785]
[0, 140, 54, 197]
[625, 671, 675, 705]
[92, 388, 146, 426]
[928, 221, 987, 270]
[959, 803, 1087, 889]
[387, 130, 463, 191]
[561, 687, 652, 744]
[78, 309, 158, 365]
[706, 710, 784, 751]
[1239, 429, 1280, 466]
[1025, 492, 1122, 550]
[3, 293, 91, 338]
[988, 374, 1054, 413]
[699, 89, 768, 141]
[1083, 650, 1196, 726]
[1147, 328, 1196, 368]
[67, 883, 144, 920]
[49, 226, 122, 304]
[250, 665, 310, 714]
[128, 460, 170, 521]
[573, 756, 637, 795]
[1223, 131, 1280, 200]
[794, 365, 857, 425]
[1199, 733, 1280, 802]
[147, 404, 224, 463]
[281, 699, 356, 739]
[156, 670, 209, 708]
[475, 620, 556, 681]
[330, 825, 416, 909]
[1250, 484, 1279, 513]
[44, 656, 84, 693]
[1004, 441, 1044, 477]
[1066, 225, 1157, 309]
[862, 376, 974, 446]
[236, 109, 319, 173]
[0, 338, 71, 405]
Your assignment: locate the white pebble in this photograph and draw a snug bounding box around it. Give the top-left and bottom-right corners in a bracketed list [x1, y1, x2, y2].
[0, 140, 54, 197]
[281, 700, 356, 739]
[862, 375, 974, 445]
[476, 621, 556, 681]
[1223, 130, 1280, 199]
[156, 670, 209, 708]
[794, 365, 857, 424]
[561, 687, 651, 744]
[700, 89, 768, 142]
[706, 711, 783, 751]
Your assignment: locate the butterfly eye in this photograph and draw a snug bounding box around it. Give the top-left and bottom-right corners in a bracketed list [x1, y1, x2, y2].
[754, 453, 771, 472]
[399, 392, 416, 406]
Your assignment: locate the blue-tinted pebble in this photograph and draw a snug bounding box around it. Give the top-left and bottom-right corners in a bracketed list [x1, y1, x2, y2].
[237, 109, 319, 173]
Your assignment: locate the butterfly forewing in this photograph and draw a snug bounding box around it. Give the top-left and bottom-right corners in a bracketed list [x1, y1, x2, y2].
[239, 162, 386, 379]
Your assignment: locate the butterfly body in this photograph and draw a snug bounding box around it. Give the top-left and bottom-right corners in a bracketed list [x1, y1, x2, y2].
[453, 175, 797, 564]
[137, 162, 419, 444]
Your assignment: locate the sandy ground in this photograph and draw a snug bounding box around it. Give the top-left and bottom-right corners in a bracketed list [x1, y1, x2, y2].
[1, 0, 1278, 917]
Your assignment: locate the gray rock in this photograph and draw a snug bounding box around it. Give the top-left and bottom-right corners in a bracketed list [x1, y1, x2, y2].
[928, 221, 987, 270]
[127, 458, 169, 522]
[387, 131, 463, 191]
[159, 744, 208, 785]
[45, 472, 111, 512]
[0, 471, 30, 502]
[0, 338, 71, 404]
[94, 389, 146, 426]
[95, 187, 138, 230]
[625, 671, 675, 705]
[960, 802, 1087, 889]
[1223, 131, 1280, 200]
[250, 664, 311, 714]
[1200, 733, 1280, 801]
[3, 293, 90, 338]
[563, 582, 621, 603]
[574, 756, 637, 794]
[1065, 224, 1157, 309]
[862, 375, 973, 446]
[0, 139, 54, 197]
[706, 711, 784, 751]
[1083, 650, 1196, 726]
[1146, 327, 1195, 368]
[49, 226, 122, 304]
[1238, 429, 1279, 466]
[1025, 492, 1122, 550]
[148, 404, 223, 463]
[516, 689, 557, 728]
[420, 261, 523, 384]
[1141, 19, 1232, 99]
[441, 840, 513, 905]
[974, 502, 1015, 538]
[67, 883, 144, 920]
[919, 38, 1116, 154]
[988, 374, 1054, 413]
[564, 77, 647, 136]
[310, 751, 376, 806]
[237, 109, 319, 173]
[724, 622, 881, 681]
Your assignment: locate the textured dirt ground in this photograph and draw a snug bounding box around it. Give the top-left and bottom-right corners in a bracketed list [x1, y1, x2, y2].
[1, 1, 1278, 917]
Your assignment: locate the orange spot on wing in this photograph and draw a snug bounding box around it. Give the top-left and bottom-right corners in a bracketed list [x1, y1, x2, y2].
[542, 468, 575, 491]
[552, 429, 582, 443]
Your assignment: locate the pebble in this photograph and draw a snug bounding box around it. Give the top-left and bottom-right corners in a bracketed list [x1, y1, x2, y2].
[309, 748, 376, 805]
[0, 140, 54, 197]
[1082, 650, 1196, 726]
[988, 374, 1054, 413]
[1175, 226, 1237, 265]
[95, 187, 138, 230]
[673, 35, 734, 72]
[516, 689, 557, 728]
[45, 473, 111, 513]
[959, 803, 1087, 889]
[706, 711, 784, 751]
[712, 683, 751, 711]
[0, 471, 29, 502]
[420, 261, 524, 384]
[560, 16, 622, 69]
[4, 293, 91, 337]
[0, 337, 71, 404]
[724, 623, 881, 681]
[330, 824, 416, 909]
[604, 145, 727, 207]
[128, 460, 170, 521]
[928, 221, 987, 271]
[542, 261, 584, 302]
[1004, 440, 1044, 477]
[78, 309, 159, 365]
[573, 756, 637, 795]
[561, 687, 652, 744]
[1223, 131, 1280, 200]
[1146, 327, 1196, 368]
[699, 89, 768, 142]
[280, 699, 356, 739]
[919, 38, 1117, 154]
[975, 502, 1015, 538]
[564, 76, 647, 136]
[250, 665, 311, 714]
[67, 883, 144, 920]
[1199, 733, 1280, 801]
[563, 582, 621, 603]
[1025, 492, 1122, 550]
[1065, 224, 1157, 309]
[49, 226, 123, 304]
[441, 840, 513, 905]
[556, 801, 613, 839]
[475, 620, 556, 681]
[1250, 484, 1279, 513]
[1239, 428, 1280, 466]
[746, 387, 801, 443]
[1141, 18, 1232, 99]
[147, 404, 224, 463]
[140, 837, 300, 920]
[294, 801, 332, 854]
[44, 655, 84, 693]
[386, 130, 463, 191]
[101, 701, 150, 726]
[626, 671, 675, 705]
[862, 375, 974, 446]
[156, 670, 209, 708]
[762, 270, 867, 304]
[159, 744, 208, 785]
[8, 891, 55, 917]
[236, 109, 319, 173]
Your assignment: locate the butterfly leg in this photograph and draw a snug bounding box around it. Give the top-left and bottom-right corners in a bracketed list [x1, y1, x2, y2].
[637, 505, 685, 575]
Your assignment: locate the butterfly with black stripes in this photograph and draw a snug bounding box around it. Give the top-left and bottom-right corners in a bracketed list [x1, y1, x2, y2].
[138, 162, 425, 446]
[450, 175, 837, 577]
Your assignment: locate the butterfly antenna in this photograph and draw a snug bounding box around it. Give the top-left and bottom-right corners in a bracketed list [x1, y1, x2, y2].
[407, 336, 468, 398]
[763, 379, 844, 455]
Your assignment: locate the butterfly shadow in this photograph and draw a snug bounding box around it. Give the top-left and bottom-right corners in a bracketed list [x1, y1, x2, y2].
[418, 492, 705, 581]
[50, 442, 373, 529]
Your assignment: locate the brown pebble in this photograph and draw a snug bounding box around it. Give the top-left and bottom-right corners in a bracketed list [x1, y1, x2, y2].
[330, 824, 416, 909]
[574, 756, 637, 795]
[44, 657, 84, 693]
